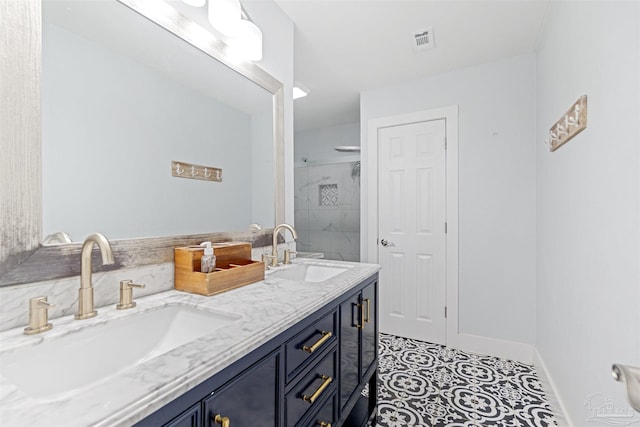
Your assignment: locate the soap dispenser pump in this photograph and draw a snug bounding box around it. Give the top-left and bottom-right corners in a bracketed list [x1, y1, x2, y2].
[200, 242, 216, 273]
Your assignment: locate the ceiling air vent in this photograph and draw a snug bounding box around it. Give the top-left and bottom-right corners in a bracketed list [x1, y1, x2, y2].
[411, 27, 434, 51]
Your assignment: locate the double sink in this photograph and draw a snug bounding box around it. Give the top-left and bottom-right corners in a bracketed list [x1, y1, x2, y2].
[0, 261, 351, 402]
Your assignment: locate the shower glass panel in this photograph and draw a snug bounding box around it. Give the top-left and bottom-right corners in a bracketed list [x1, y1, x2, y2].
[294, 159, 360, 261]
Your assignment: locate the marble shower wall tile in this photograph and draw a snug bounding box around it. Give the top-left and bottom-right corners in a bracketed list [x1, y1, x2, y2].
[308, 209, 359, 233]
[295, 161, 360, 262]
[294, 167, 310, 212]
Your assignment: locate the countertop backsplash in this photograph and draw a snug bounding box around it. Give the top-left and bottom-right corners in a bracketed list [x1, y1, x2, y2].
[0, 242, 295, 333]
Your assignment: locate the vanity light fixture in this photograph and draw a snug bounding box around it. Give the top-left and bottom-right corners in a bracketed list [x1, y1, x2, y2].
[227, 18, 263, 61]
[293, 82, 310, 100]
[178, 0, 263, 61]
[208, 0, 242, 37]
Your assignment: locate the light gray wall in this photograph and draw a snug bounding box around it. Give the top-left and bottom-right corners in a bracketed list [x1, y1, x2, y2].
[43, 23, 255, 239]
[360, 54, 537, 346]
[535, 1, 640, 424]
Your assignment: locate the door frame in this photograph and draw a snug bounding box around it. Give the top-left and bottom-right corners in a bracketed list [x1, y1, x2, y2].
[364, 105, 459, 346]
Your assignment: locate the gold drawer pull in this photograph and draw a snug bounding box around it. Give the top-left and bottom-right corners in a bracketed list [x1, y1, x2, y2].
[302, 331, 332, 353]
[364, 298, 371, 323]
[302, 375, 333, 404]
[317, 422, 332, 427]
[214, 414, 230, 427]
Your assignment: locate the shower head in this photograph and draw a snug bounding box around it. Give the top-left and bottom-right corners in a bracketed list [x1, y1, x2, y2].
[334, 146, 361, 153]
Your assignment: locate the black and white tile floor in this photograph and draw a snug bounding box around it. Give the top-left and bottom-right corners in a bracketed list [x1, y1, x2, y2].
[368, 333, 557, 427]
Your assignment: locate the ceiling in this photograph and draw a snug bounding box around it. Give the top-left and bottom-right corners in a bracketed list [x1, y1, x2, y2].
[272, 0, 551, 132]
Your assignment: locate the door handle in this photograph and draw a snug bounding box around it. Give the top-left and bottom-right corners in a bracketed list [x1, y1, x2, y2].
[612, 364, 640, 412]
[380, 239, 394, 247]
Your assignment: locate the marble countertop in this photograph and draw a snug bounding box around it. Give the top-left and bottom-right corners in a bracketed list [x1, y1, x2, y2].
[0, 259, 380, 427]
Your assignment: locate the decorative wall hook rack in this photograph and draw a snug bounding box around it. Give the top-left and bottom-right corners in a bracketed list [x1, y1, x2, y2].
[545, 95, 588, 152]
[171, 160, 222, 182]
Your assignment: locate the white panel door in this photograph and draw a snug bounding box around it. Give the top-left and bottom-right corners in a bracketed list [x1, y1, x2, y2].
[378, 119, 447, 344]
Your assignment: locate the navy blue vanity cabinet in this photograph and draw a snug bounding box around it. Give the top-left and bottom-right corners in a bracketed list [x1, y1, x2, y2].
[338, 277, 378, 426]
[285, 348, 337, 426]
[299, 389, 338, 427]
[203, 352, 278, 427]
[361, 281, 378, 380]
[135, 273, 379, 427]
[285, 310, 338, 383]
[164, 403, 201, 427]
[339, 291, 361, 411]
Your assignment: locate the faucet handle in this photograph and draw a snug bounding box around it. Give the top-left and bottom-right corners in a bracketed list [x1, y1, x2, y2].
[24, 296, 55, 335]
[116, 280, 146, 310]
[284, 249, 297, 264]
[261, 253, 277, 269]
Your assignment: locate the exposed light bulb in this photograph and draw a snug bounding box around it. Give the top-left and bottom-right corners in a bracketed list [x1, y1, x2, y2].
[227, 19, 262, 61]
[208, 0, 242, 37]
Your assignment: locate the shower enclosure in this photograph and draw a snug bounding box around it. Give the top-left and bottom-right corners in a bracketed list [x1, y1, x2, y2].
[294, 158, 361, 261]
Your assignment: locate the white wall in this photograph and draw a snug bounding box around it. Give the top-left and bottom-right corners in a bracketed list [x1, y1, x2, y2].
[295, 122, 360, 164]
[535, 1, 640, 424]
[360, 54, 537, 346]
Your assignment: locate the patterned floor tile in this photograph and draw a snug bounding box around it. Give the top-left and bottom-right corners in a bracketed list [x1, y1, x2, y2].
[372, 333, 558, 427]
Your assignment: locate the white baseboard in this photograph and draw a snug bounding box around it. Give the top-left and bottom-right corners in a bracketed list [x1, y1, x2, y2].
[448, 332, 534, 364]
[533, 348, 573, 427]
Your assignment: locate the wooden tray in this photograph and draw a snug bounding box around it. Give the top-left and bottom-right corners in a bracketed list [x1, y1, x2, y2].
[174, 242, 265, 296]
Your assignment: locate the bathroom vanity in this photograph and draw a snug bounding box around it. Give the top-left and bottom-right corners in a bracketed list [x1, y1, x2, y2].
[0, 259, 380, 427]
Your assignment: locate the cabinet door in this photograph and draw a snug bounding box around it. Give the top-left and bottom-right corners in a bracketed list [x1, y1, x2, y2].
[164, 403, 201, 427]
[361, 280, 377, 378]
[339, 291, 361, 412]
[203, 352, 278, 427]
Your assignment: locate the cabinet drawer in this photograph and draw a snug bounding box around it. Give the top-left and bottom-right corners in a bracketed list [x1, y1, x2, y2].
[303, 391, 337, 427]
[286, 349, 337, 427]
[285, 310, 337, 381]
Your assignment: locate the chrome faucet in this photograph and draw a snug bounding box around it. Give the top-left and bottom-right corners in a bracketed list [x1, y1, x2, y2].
[75, 233, 114, 320]
[269, 224, 298, 267]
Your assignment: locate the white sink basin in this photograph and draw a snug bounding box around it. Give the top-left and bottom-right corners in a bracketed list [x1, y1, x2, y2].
[269, 263, 351, 282]
[0, 305, 240, 400]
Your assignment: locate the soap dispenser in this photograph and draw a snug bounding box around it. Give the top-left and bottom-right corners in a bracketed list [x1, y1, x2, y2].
[200, 242, 216, 273]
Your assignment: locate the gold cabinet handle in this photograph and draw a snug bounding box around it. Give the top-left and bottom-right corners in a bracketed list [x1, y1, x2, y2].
[214, 414, 230, 427]
[317, 422, 332, 427]
[302, 375, 333, 404]
[364, 298, 371, 323]
[302, 331, 332, 353]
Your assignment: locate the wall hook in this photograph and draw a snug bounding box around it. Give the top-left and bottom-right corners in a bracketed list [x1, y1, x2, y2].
[171, 160, 222, 182]
[547, 95, 587, 152]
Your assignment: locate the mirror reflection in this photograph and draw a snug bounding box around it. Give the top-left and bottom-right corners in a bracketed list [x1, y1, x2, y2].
[42, 0, 274, 242]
